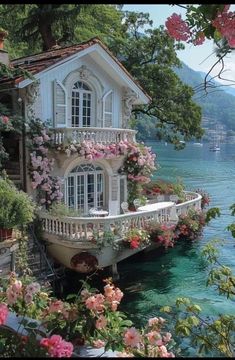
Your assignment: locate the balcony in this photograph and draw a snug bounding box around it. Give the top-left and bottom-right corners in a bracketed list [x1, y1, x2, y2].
[51, 127, 137, 146]
[38, 191, 202, 270]
[39, 191, 201, 244]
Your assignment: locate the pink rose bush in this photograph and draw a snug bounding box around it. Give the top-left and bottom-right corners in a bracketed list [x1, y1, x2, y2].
[0, 273, 174, 357]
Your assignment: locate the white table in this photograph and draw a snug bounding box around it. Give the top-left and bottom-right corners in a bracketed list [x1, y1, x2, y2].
[137, 201, 174, 212]
[90, 209, 109, 217]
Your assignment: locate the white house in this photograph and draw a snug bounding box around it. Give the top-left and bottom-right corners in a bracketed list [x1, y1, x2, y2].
[0, 37, 202, 275]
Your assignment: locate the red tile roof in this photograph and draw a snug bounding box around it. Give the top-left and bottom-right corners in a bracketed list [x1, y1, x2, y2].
[0, 37, 151, 101]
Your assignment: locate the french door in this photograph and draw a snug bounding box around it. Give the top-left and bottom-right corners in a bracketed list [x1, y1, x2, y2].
[66, 164, 104, 214]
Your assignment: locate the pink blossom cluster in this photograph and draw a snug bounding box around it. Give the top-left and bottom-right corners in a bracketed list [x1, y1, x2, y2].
[0, 115, 9, 124]
[29, 128, 63, 206]
[0, 303, 9, 325]
[5, 279, 41, 306]
[212, 6, 235, 47]
[40, 334, 73, 357]
[165, 13, 191, 41]
[59, 139, 156, 185]
[61, 140, 131, 160]
[122, 316, 174, 357]
[84, 282, 124, 316]
[165, 5, 235, 48]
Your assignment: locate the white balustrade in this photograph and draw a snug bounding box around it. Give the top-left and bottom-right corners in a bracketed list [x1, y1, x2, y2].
[39, 191, 202, 244]
[51, 127, 137, 145]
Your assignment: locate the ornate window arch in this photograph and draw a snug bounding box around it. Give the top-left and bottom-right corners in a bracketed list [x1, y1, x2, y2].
[65, 163, 105, 214]
[64, 66, 103, 128]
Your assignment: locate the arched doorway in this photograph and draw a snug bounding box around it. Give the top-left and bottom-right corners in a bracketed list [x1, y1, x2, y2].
[65, 163, 105, 214]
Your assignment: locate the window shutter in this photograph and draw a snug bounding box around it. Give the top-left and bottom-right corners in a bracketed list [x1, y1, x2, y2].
[53, 80, 67, 127]
[103, 90, 113, 127]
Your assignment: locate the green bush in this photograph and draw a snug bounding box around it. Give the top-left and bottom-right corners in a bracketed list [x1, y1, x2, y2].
[0, 177, 35, 229]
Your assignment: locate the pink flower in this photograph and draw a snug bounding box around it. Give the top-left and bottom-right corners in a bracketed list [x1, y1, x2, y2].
[40, 334, 73, 357]
[93, 339, 105, 348]
[192, 31, 205, 45]
[165, 13, 191, 41]
[123, 327, 141, 348]
[6, 289, 18, 305]
[48, 300, 64, 313]
[146, 331, 162, 345]
[24, 292, 33, 304]
[95, 315, 107, 329]
[85, 294, 105, 312]
[26, 282, 40, 295]
[0, 303, 8, 325]
[11, 280, 22, 292]
[163, 332, 172, 343]
[2, 116, 9, 124]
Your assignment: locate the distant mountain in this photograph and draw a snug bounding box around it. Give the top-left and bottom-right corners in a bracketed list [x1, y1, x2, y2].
[174, 63, 235, 131]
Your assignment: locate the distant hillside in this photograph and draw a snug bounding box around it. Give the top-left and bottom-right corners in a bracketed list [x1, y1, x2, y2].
[174, 63, 235, 131]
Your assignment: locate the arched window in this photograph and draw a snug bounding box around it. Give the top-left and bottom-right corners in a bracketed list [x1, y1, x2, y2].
[103, 90, 113, 127]
[65, 164, 104, 214]
[71, 81, 93, 127]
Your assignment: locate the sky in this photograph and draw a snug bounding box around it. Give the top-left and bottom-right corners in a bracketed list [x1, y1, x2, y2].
[123, 4, 235, 87]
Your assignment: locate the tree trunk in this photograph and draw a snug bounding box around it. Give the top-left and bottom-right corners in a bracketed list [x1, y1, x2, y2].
[39, 21, 56, 51]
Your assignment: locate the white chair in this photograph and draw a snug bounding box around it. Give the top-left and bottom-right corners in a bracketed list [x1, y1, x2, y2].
[133, 198, 141, 209]
[89, 208, 97, 216]
[156, 194, 165, 202]
[169, 195, 179, 203]
[121, 202, 129, 214]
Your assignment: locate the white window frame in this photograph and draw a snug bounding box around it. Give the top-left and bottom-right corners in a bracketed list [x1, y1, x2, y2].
[54, 80, 67, 128]
[102, 90, 113, 128]
[65, 164, 105, 214]
[71, 81, 94, 128]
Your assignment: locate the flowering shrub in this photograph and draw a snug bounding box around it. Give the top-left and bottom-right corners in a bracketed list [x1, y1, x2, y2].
[194, 189, 210, 209]
[28, 119, 63, 207]
[147, 222, 176, 249]
[0, 273, 174, 357]
[123, 228, 150, 249]
[165, 5, 235, 48]
[142, 179, 186, 202]
[0, 115, 12, 132]
[175, 209, 206, 241]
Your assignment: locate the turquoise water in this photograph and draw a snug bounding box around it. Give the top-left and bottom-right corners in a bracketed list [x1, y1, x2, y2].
[118, 142, 235, 325]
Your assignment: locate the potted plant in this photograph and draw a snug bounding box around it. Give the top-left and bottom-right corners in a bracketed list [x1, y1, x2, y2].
[0, 177, 35, 241]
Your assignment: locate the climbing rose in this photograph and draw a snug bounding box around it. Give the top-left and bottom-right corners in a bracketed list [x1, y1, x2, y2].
[0, 303, 8, 325]
[40, 334, 73, 357]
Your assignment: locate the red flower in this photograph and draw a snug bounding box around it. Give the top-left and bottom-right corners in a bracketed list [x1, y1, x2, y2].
[130, 240, 139, 249]
[2, 116, 9, 124]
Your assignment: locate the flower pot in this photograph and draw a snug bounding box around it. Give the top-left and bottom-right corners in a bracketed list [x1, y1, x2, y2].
[0, 228, 13, 241]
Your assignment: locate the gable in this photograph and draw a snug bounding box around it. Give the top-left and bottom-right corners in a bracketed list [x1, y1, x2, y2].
[9, 38, 150, 105]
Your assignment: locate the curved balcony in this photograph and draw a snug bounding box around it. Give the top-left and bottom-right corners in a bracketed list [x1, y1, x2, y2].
[39, 191, 202, 245]
[51, 127, 137, 145]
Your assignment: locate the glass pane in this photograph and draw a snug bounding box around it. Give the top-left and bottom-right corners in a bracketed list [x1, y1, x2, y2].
[97, 173, 104, 208]
[87, 174, 95, 209]
[82, 93, 91, 127]
[68, 176, 75, 208]
[77, 175, 85, 213]
[72, 91, 79, 127]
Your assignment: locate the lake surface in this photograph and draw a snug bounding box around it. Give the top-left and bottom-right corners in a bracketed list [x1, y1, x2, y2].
[118, 142, 235, 326]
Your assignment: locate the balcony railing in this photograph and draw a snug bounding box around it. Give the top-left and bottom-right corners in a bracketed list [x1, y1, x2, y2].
[39, 192, 202, 244]
[51, 127, 137, 145]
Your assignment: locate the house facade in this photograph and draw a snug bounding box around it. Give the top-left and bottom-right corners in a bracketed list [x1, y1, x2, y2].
[0, 37, 202, 274]
[0, 38, 150, 217]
